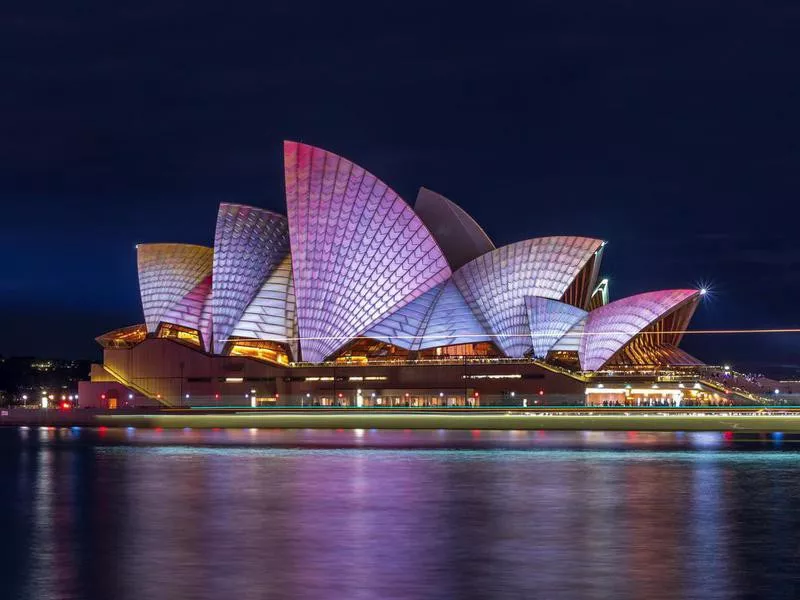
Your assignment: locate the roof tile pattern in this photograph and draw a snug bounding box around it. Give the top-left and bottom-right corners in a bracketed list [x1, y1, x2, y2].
[361, 284, 443, 349]
[284, 141, 452, 363]
[452, 236, 603, 357]
[579, 289, 699, 371]
[161, 275, 213, 348]
[137, 244, 213, 334]
[212, 204, 290, 354]
[525, 297, 588, 358]
[230, 255, 297, 352]
[414, 280, 490, 350]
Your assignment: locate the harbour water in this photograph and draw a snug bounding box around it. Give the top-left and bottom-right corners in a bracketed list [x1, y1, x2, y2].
[1, 427, 799, 599]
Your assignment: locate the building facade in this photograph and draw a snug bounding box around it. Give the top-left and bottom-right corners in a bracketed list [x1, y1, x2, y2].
[80, 141, 711, 408]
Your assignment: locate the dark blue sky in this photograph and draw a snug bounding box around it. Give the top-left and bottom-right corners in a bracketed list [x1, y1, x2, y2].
[1, 1, 798, 374]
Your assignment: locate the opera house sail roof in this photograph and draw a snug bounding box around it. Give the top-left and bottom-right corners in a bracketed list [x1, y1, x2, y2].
[106, 141, 703, 372]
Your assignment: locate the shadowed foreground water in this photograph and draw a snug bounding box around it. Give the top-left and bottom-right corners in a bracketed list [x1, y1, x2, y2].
[1, 427, 800, 599]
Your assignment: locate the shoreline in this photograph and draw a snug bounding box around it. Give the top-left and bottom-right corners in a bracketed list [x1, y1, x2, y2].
[3, 408, 800, 433]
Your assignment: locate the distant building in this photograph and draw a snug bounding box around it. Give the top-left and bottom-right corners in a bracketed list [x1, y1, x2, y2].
[0, 357, 89, 407]
[81, 142, 713, 408]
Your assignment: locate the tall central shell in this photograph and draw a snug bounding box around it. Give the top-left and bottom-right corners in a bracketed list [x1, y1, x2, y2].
[284, 141, 452, 363]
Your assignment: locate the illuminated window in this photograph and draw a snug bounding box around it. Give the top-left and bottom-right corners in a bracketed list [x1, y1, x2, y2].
[227, 339, 290, 365]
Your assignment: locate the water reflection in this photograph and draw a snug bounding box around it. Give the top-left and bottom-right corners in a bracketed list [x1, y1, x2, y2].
[1, 428, 800, 599]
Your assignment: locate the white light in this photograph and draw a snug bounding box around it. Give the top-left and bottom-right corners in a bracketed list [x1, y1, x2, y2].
[510, 391, 516, 397]
[42, 398, 48, 409]
[700, 288, 707, 295]
[775, 389, 780, 395]
[250, 389, 257, 394]
[306, 393, 311, 397]
[185, 393, 190, 399]
[724, 365, 730, 371]
[22, 395, 28, 401]
[128, 393, 134, 399]
[598, 384, 604, 388]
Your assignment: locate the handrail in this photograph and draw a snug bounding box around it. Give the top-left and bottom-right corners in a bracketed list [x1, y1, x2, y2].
[101, 364, 172, 407]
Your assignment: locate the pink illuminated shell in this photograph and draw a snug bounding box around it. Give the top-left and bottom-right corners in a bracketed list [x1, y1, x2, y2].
[284, 141, 452, 362]
[579, 289, 700, 371]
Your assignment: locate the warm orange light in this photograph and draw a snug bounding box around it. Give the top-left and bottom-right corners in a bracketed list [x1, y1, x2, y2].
[228, 341, 288, 365]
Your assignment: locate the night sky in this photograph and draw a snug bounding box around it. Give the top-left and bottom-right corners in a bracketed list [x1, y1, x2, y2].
[1, 2, 798, 375]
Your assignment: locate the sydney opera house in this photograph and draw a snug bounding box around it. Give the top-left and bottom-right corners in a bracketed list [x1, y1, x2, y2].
[79, 142, 713, 408]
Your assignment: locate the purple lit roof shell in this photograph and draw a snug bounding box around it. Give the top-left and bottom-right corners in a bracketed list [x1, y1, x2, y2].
[137, 243, 213, 334]
[413, 280, 491, 350]
[230, 255, 298, 357]
[550, 317, 587, 352]
[525, 297, 588, 359]
[414, 187, 495, 271]
[212, 204, 290, 354]
[579, 289, 700, 371]
[361, 284, 443, 350]
[362, 279, 490, 350]
[452, 236, 604, 358]
[284, 141, 452, 363]
[161, 275, 213, 350]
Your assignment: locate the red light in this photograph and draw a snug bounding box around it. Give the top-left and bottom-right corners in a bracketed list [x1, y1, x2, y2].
[215, 393, 220, 399]
[474, 392, 479, 397]
[60, 402, 70, 410]
[101, 394, 106, 400]
[338, 393, 343, 398]
[538, 390, 544, 396]
[275, 393, 279, 398]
